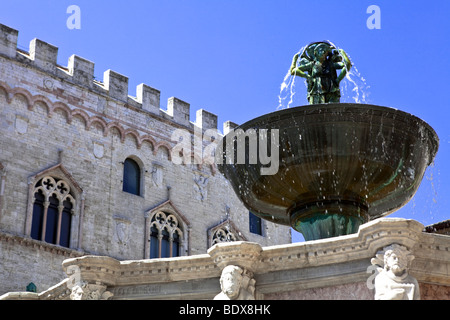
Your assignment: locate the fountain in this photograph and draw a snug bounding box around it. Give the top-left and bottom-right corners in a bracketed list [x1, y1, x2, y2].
[217, 41, 439, 241]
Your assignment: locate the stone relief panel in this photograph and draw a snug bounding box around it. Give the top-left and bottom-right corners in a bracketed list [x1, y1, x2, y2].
[70, 282, 113, 300]
[150, 162, 164, 188]
[193, 172, 208, 201]
[113, 215, 131, 249]
[15, 114, 28, 134]
[93, 141, 104, 159]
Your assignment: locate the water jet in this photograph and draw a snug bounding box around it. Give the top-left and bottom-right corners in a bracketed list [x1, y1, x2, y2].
[217, 42, 439, 241]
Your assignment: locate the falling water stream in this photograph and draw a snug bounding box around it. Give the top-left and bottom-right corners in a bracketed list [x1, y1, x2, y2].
[273, 44, 441, 241]
[219, 42, 440, 242]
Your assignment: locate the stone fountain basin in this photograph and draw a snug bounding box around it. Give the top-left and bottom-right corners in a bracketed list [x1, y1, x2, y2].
[217, 103, 439, 240]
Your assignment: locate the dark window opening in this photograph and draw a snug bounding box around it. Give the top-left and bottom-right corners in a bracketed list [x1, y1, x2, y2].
[123, 158, 141, 195]
[249, 211, 263, 235]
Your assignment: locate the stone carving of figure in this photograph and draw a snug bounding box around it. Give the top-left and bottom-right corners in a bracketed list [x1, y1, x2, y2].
[194, 174, 208, 201]
[151, 164, 163, 188]
[70, 283, 86, 300]
[290, 41, 351, 104]
[214, 265, 255, 300]
[116, 221, 129, 246]
[70, 281, 113, 300]
[372, 244, 420, 300]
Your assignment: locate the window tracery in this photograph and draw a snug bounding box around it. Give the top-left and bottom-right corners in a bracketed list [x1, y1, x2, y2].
[212, 227, 238, 245]
[149, 211, 183, 258]
[208, 220, 246, 248]
[30, 176, 75, 247]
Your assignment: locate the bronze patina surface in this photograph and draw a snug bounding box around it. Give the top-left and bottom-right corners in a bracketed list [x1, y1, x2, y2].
[289, 41, 352, 104]
[217, 103, 439, 240]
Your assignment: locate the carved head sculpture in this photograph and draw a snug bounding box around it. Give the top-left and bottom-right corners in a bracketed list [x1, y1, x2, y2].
[384, 248, 408, 276]
[70, 283, 86, 300]
[379, 244, 414, 276]
[219, 265, 243, 299]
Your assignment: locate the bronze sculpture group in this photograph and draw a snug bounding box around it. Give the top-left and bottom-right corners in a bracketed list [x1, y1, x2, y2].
[290, 41, 352, 104]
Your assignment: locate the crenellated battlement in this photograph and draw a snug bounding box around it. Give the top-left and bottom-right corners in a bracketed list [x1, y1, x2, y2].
[0, 23, 223, 132]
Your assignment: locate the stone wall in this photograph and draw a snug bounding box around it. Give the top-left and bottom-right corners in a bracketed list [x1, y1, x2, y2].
[0, 232, 83, 293]
[0, 23, 291, 295]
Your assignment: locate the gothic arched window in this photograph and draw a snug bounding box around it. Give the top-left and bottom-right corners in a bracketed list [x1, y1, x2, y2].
[123, 158, 141, 196]
[149, 212, 182, 258]
[212, 227, 237, 246]
[30, 176, 75, 248]
[208, 219, 247, 248]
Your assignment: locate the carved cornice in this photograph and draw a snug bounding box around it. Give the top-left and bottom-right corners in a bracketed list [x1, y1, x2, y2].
[61, 254, 220, 287]
[6, 218, 449, 300]
[59, 218, 450, 287]
[0, 230, 84, 258]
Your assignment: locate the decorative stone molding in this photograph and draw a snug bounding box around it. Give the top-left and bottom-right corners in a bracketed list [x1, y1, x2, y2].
[3, 218, 449, 300]
[207, 241, 262, 273]
[92, 141, 104, 159]
[0, 231, 85, 258]
[60, 254, 220, 288]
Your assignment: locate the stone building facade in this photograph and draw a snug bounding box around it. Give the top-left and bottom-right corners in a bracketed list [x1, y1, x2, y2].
[0, 23, 291, 295]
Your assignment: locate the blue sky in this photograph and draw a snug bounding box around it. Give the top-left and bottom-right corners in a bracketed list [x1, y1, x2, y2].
[1, 1, 449, 242]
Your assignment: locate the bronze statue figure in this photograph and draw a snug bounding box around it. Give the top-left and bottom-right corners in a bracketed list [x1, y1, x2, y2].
[290, 41, 351, 104]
